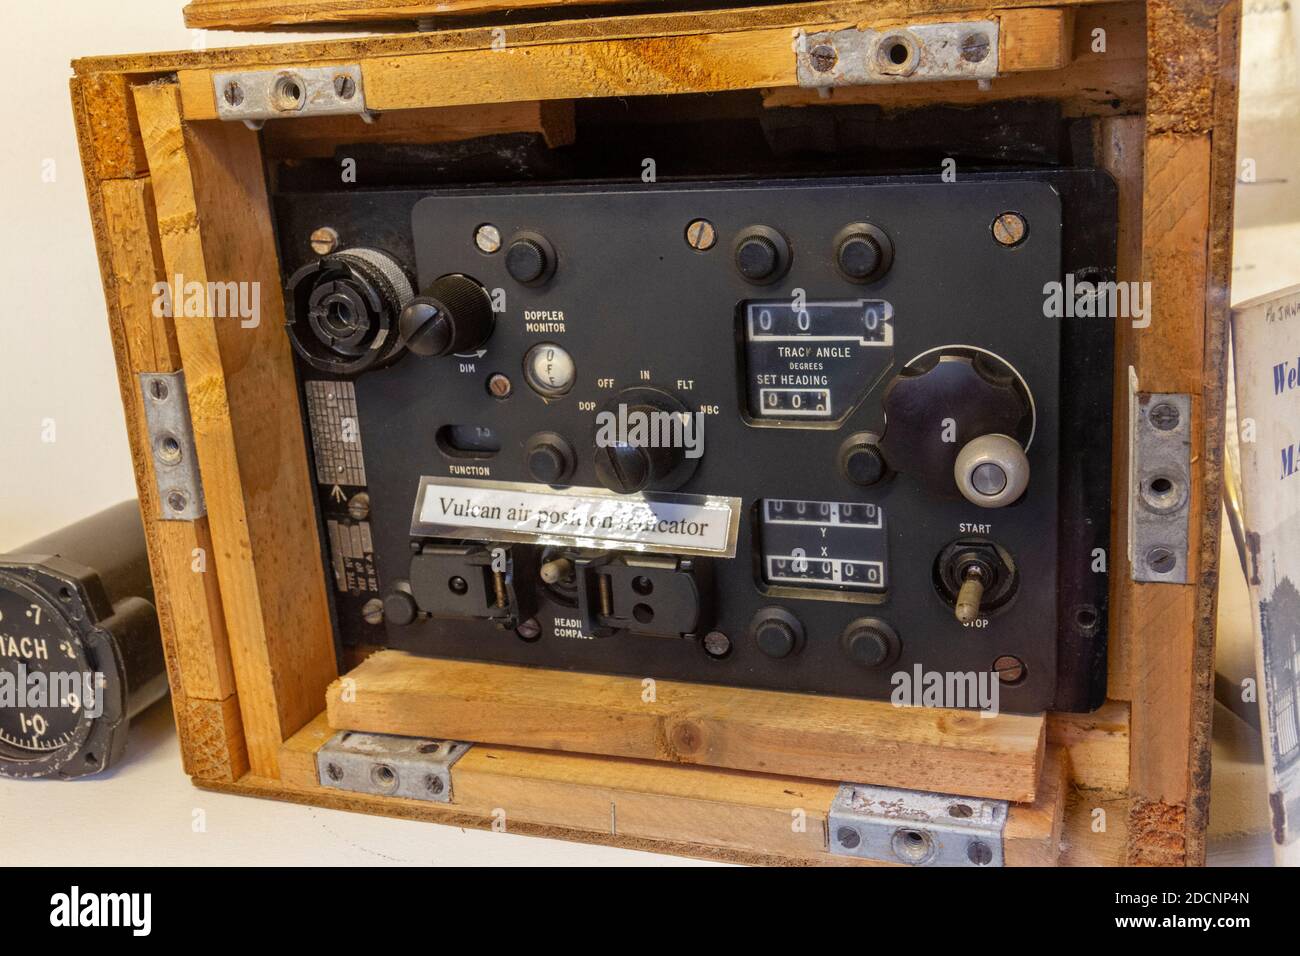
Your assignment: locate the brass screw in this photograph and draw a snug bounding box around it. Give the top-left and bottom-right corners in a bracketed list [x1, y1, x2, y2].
[991, 212, 1028, 247]
[685, 219, 717, 251]
[310, 226, 338, 255]
[361, 598, 384, 626]
[475, 224, 502, 254]
[993, 655, 1026, 684]
[487, 373, 512, 399]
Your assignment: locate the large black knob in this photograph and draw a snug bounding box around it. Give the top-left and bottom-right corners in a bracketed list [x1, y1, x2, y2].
[592, 387, 700, 494]
[593, 442, 653, 494]
[399, 274, 494, 357]
[526, 432, 576, 485]
[835, 223, 893, 283]
[733, 226, 790, 284]
[749, 607, 804, 659]
[879, 349, 1033, 502]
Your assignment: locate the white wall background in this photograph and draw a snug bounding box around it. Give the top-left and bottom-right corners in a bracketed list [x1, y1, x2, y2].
[0, 3, 328, 549]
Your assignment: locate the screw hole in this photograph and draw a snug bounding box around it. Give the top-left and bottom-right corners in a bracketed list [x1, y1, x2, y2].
[949, 803, 974, 818]
[633, 603, 655, 624]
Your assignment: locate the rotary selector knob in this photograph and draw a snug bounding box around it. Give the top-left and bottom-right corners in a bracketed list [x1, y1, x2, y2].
[842, 618, 900, 668]
[399, 274, 495, 357]
[879, 349, 1033, 504]
[592, 387, 700, 495]
[526, 432, 577, 485]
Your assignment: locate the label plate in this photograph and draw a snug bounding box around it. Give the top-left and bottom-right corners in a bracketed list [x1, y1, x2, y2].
[410, 478, 741, 557]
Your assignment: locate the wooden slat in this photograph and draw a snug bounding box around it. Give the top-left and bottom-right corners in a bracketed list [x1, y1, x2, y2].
[1047, 699, 1130, 795]
[278, 713, 1066, 864]
[176, 7, 1077, 120]
[326, 651, 1046, 802]
[260, 101, 576, 160]
[132, 82, 338, 778]
[184, 0, 637, 29]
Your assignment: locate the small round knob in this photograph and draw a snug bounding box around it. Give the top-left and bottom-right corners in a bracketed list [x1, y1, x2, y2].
[842, 618, 900, 668]
[839, 433, 887, 487]
[734, 227, 790, 284]
[750, 607, 804, 659]
[399, 274, 494, 357]
[834, 223, 893, 283]
[382, 587, 419, 627]
[526, 432, 576, 485]
[504, 232, 556, 285]
[506, 238, 547, 283]
[954, 433, 1030, 508]
[593, 443, 652, 495]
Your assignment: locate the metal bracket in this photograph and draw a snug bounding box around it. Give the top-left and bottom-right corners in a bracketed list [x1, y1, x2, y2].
[827, 783, 1008, 866]
[795, 21, 999, 88]
[316, 731, 471, 803]
[1127, 369, 1192, 583]
[139, 371, 206, 521]
[213, 65, 373, 130]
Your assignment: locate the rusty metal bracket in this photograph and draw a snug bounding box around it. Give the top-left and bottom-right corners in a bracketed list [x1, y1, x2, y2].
[1128, 369, 1192, 583]
[213, 65, 373, 130]
[827, 782, 1007, 866]
[316, 731, 471, 803]
[795, 21, 999, 88]
[139, 371, 206, 521]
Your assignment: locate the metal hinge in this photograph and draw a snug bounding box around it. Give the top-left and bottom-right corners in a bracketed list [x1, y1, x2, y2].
[213, 65, 374, 130]
[1127, 368, 1192, 583]
[316, 731, 471, 803]
[139, 371, 206, 521]
[827, 782, 1008, 866]
[795, 21, 999, 89]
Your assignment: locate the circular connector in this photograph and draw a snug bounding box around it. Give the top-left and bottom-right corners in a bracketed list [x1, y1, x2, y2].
[954, 433, 1030, 508]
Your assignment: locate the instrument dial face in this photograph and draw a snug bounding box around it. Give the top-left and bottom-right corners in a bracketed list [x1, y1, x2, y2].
[0, 584, 91, 756]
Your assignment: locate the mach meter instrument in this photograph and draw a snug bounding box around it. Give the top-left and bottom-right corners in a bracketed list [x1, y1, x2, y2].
[275, 170, 1116, 713]
[0, 502, 167, 778]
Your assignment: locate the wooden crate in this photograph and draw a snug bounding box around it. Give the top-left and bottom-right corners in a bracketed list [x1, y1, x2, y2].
[72, 0, 1238, 866]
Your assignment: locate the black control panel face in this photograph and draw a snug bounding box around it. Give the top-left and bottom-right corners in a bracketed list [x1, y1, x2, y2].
[275, 173, 1116, 713]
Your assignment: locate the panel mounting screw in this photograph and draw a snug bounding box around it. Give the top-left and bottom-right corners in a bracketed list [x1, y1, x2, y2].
[310, 226, 338, 255]
[991, 212, 1028, 247]
[334, 74, 357, 99]
[167, 491, 189, 513]
[1146, 546, 1177, 574]
[960, 32, 991, 63]
[487, 373, 513, 399]
[425, 774, 445, 795]
[1148, 402, 1181, 431]
[702, 630, 731, 658]
[967, 840, 994, 865]
[222, 80, 244, 107]
[516, 617, 542, 641]
[809, 43, 838, 72]
[325, 762, 344, 781]
[361, 598, 384, 626]
[836, 826, 861, 849]
[475, 224, 502, 254]
[685, 219, 717, 251]
[993, 655, 1025, 684]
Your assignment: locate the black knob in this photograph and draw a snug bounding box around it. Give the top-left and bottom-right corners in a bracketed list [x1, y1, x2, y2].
[399, 274, 494, 357]
[842, 618, 900, 668]
[734, 227, 790, 284]
[592, 388, 700, 494]
[526, 432, 576, 485]
[504, 232, 556, 286]
[750, 607, 804, 659]
[383, 587, 419, 627]
[834, 223, 894, 283]
[839, 433, 887, 486]
[593, 443, 652, 495]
